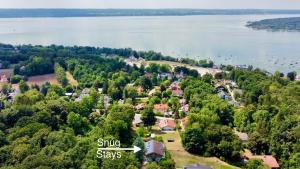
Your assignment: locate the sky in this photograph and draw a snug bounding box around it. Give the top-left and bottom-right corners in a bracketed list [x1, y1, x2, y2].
[1, 0, 300, 9]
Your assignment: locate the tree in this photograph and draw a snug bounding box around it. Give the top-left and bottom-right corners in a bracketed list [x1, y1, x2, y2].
[182, 128, 206, 153]
[137, 76, 152, 90]
[133, 137, 145, 165]
[248, 131, 269, 155]
[244, 159, 265, 169]
[168, 97, 180, 119]
[146, 162, 161, 169]
[141, 106, 156, 127]
[287, 71, 297, 81]
[67, 112, 89, 135]
[123, 86, 138, 102]
[1, 83, 11, 95]
[201, 73, 213, 83]
[54, 63, 68, 87]
[289, 153, 300, 169]
[19, 80, 29, 93]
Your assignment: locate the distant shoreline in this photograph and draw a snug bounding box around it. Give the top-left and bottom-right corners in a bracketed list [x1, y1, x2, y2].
[1, 9, 300, 18]
[246, 17, 300, 31]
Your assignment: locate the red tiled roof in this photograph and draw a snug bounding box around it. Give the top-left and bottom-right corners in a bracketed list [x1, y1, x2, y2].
[257, 155, 280, 168]
[154, 104, 169, 112]
[243, 150, 279, 168]
[159, 118, 176, 129]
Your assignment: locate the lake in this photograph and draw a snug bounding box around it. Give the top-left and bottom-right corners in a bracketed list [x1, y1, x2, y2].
[0, 15, 300, 73]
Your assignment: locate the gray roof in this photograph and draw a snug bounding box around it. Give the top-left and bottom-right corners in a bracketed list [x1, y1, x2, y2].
[145, 140, 164, 156]
[133, 114, 142, 124]
[183, 164, 212, 169]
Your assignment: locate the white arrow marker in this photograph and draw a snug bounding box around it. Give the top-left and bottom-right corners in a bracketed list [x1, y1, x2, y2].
[97, 146, 141, 153]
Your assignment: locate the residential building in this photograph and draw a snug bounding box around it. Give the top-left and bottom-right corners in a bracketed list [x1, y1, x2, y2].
[157, 73, 173, 80]
[172, 89, 183, 97]
[144, 140, 165, 162]
[180, 104, 189, 114]
[234, 131, 249, 142]
[244, 150, 280, 169]
[154, 104, 169, 114]
[169, 81, 180, 90]
[159, 118, 176, 131]
[133, 114, 143, 127]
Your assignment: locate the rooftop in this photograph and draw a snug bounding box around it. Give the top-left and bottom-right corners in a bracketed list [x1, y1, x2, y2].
[145, 140, 164, 156]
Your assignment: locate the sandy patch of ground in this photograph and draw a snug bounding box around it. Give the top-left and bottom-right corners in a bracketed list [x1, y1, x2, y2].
[66, 72, 78, 86]
[27, 74, 59, 86]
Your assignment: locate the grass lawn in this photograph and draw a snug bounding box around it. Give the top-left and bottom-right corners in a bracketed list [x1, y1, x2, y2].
[153, 129, 240, 169]
[66, 72, 78, 86]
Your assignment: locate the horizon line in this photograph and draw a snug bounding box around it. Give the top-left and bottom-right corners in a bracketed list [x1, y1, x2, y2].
[0, 8, 300, 10]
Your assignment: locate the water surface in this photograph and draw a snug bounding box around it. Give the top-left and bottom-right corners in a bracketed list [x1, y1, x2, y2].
[0, 15, 299, 73]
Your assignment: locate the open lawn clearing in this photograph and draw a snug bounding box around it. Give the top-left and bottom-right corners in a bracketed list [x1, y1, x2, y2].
[153, 129, 239, 169]
[66, 71, 78, 86]
[27, 74, 59, 86]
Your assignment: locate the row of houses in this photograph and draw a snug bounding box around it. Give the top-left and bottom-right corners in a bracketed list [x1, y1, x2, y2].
[133, 114, 177, 131]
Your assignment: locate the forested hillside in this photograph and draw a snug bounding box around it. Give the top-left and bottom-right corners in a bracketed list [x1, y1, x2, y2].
[247, 17, 300, 31]
[0, 43, 299, 169]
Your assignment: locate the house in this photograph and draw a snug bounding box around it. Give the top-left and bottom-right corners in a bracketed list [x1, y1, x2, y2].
[244, 150, 280, 169]
[75, 88, 90, 101]
[144, 140, 165, 162]
[172, 89, 183, 97]
[133, 114, 143, 127]
[154, 104, 169, 114]
[169, 81, 181, 90]
[157, 73, 173, 80]
[183, 164, 212, 169]
[258, 156, 280, 169]
[180, 104, 189, 114]
[234, 131, 249, 142]
[159, 118, 176, 131]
